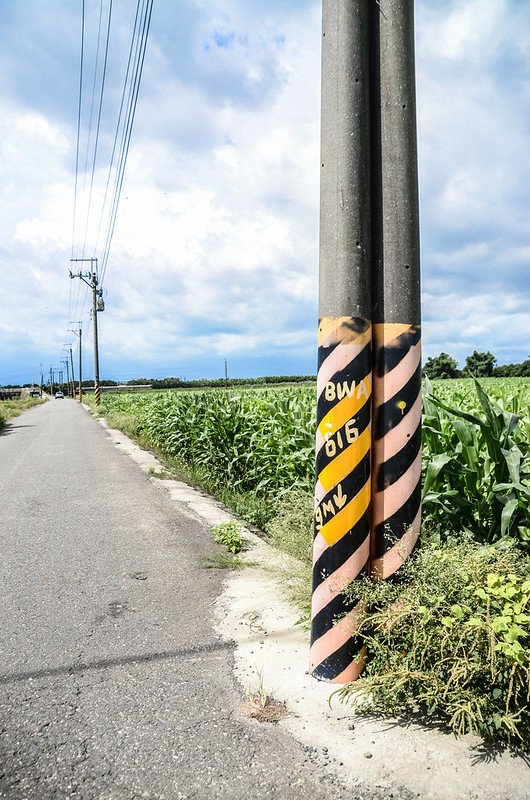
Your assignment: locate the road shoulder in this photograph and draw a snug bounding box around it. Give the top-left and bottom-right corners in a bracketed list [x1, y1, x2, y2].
[89, 409, 530, 800]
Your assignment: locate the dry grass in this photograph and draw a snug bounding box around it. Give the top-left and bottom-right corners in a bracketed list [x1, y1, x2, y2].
[242, 671, 289, 724]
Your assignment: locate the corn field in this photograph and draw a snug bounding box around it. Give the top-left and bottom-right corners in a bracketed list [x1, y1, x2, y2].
[99, 377, 530, 549]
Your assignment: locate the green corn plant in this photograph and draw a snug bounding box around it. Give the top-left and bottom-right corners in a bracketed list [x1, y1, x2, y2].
[423, 379, 530, 549]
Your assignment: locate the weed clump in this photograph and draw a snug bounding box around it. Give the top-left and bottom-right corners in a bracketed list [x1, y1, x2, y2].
[338, 542, 530, 748]
[213, 521, 245, 554]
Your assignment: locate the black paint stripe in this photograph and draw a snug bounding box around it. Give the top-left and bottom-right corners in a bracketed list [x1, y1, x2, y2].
[312, 512, 370, 591]
[316, 452, 370, 524]
[310, 591, 355, 642]
[374, 362, 421, 439]
[375, 423, 421, 492]
[373, 480, 421, 558]
[377, 325, 421, 377]
[317, 317, 371, 369]
[315, 402, 371, 475]
[311, 634, 365, 681]
[318, 342, 339, 370]
[317, 345, 372, 420]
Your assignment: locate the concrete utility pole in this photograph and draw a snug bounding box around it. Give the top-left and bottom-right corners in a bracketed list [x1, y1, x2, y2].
[310, 0, 421, 684]
[310, 0, 373, 685]
[61, 360, 70, 396]
[224, 359, 229, 387]
[69, 347, 76, 399]
[369, 0, 421, 581]
[70, 260, 103, 407]
[49, 366, 53, 396]
[69, 323, 83, 401]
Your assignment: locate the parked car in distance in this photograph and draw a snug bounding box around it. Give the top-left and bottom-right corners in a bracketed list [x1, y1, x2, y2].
[55, 391, 64, 399]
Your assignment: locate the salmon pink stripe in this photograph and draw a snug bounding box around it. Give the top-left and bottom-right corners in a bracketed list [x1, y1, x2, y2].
[330, 647, 367, 684]
[310, 540, 370, 618]
[314, 479, 327, 506]
[373, 393, 421, 463]
[371, 506, 421, 579]
[312, 531, 328, 565]
[317, 342, 369, 399]
[373, 342, 421, 406]
[309, 606, 364, 671]
[372, 449, 422, 527]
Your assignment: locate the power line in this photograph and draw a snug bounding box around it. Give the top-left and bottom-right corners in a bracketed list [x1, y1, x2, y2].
[99, 0, 153, 286]
[79, 0, 105, 258]
[93, 0, 143, 260]
[82, 0, 114, 264]
[71, 0, 85, 261]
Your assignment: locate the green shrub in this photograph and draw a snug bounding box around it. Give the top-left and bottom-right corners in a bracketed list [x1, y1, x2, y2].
[212, 522, 245, 554]
[338, 543, 530, 747]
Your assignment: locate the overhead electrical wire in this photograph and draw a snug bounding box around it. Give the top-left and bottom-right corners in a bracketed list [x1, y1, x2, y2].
[62, 0, 153, 366]
[99, 0, 153, 286]
[82, 0, 114, 263]
[79, 0, 105, 259]
[70, 0, 85, 261]
[93, 0, 144, 261]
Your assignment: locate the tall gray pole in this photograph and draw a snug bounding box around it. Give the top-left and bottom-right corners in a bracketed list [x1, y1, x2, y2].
[79, 327, 83, 401]
[310, 0, 373, 684]
[311, 0, 422, 685]
[369, 0, 421, 581]
[92, 272, 101, 407]
[69, 347, 75, 399]
[70, 260, 101, 405]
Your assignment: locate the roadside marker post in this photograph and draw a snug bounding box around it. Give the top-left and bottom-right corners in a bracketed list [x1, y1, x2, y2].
[310, 0, 421, 683]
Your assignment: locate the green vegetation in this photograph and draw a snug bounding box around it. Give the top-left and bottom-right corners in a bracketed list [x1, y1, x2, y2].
[423, 351, 530, 379]
[423, 379, 530, 551]
[91, 378, 530, 747]
[212, 521, 245, 554]
[0, 397, 44, 429]
[338, 543, 530, 746]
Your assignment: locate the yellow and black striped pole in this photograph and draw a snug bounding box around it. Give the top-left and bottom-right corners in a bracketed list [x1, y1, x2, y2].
[311, 0, 421, 683]
[310, 0, 373, 683]
[370, 0, 421, 578]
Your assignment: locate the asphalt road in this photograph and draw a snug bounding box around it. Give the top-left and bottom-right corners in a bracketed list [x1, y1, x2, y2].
[0, 400, 379, 800]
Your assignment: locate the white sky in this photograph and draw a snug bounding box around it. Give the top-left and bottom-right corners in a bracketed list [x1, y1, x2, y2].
[0, 0, 529, 384]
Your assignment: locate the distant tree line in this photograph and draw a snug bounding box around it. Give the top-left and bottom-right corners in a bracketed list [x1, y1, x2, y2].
[423, 351, 530, 379]
[73, 375, 316, 390]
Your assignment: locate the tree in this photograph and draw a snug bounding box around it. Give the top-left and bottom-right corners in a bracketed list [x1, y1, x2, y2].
[423, 352, 460, 379]
[464, 351, 496, 377]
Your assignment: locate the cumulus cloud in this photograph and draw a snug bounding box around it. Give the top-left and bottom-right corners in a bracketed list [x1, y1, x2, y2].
[0, 0, 528, 383]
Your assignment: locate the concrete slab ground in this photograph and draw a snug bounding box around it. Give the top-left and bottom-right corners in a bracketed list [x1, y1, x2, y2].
[95, 411, 530, 800]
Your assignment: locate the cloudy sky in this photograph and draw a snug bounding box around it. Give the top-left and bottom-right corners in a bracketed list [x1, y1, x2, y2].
[0, 0, 529, 385]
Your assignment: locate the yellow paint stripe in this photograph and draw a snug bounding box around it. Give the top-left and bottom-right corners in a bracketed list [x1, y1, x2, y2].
[318, 316, 371, 347]
[317, 376, 371, 439]
[319, 425, 371, 492]
[373, 322, 414, 346]
[319, 479, 371, 546]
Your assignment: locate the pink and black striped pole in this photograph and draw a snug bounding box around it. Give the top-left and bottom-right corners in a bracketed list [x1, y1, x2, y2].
[310, 0, 421, 683]
[369, 0, 421, 579]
